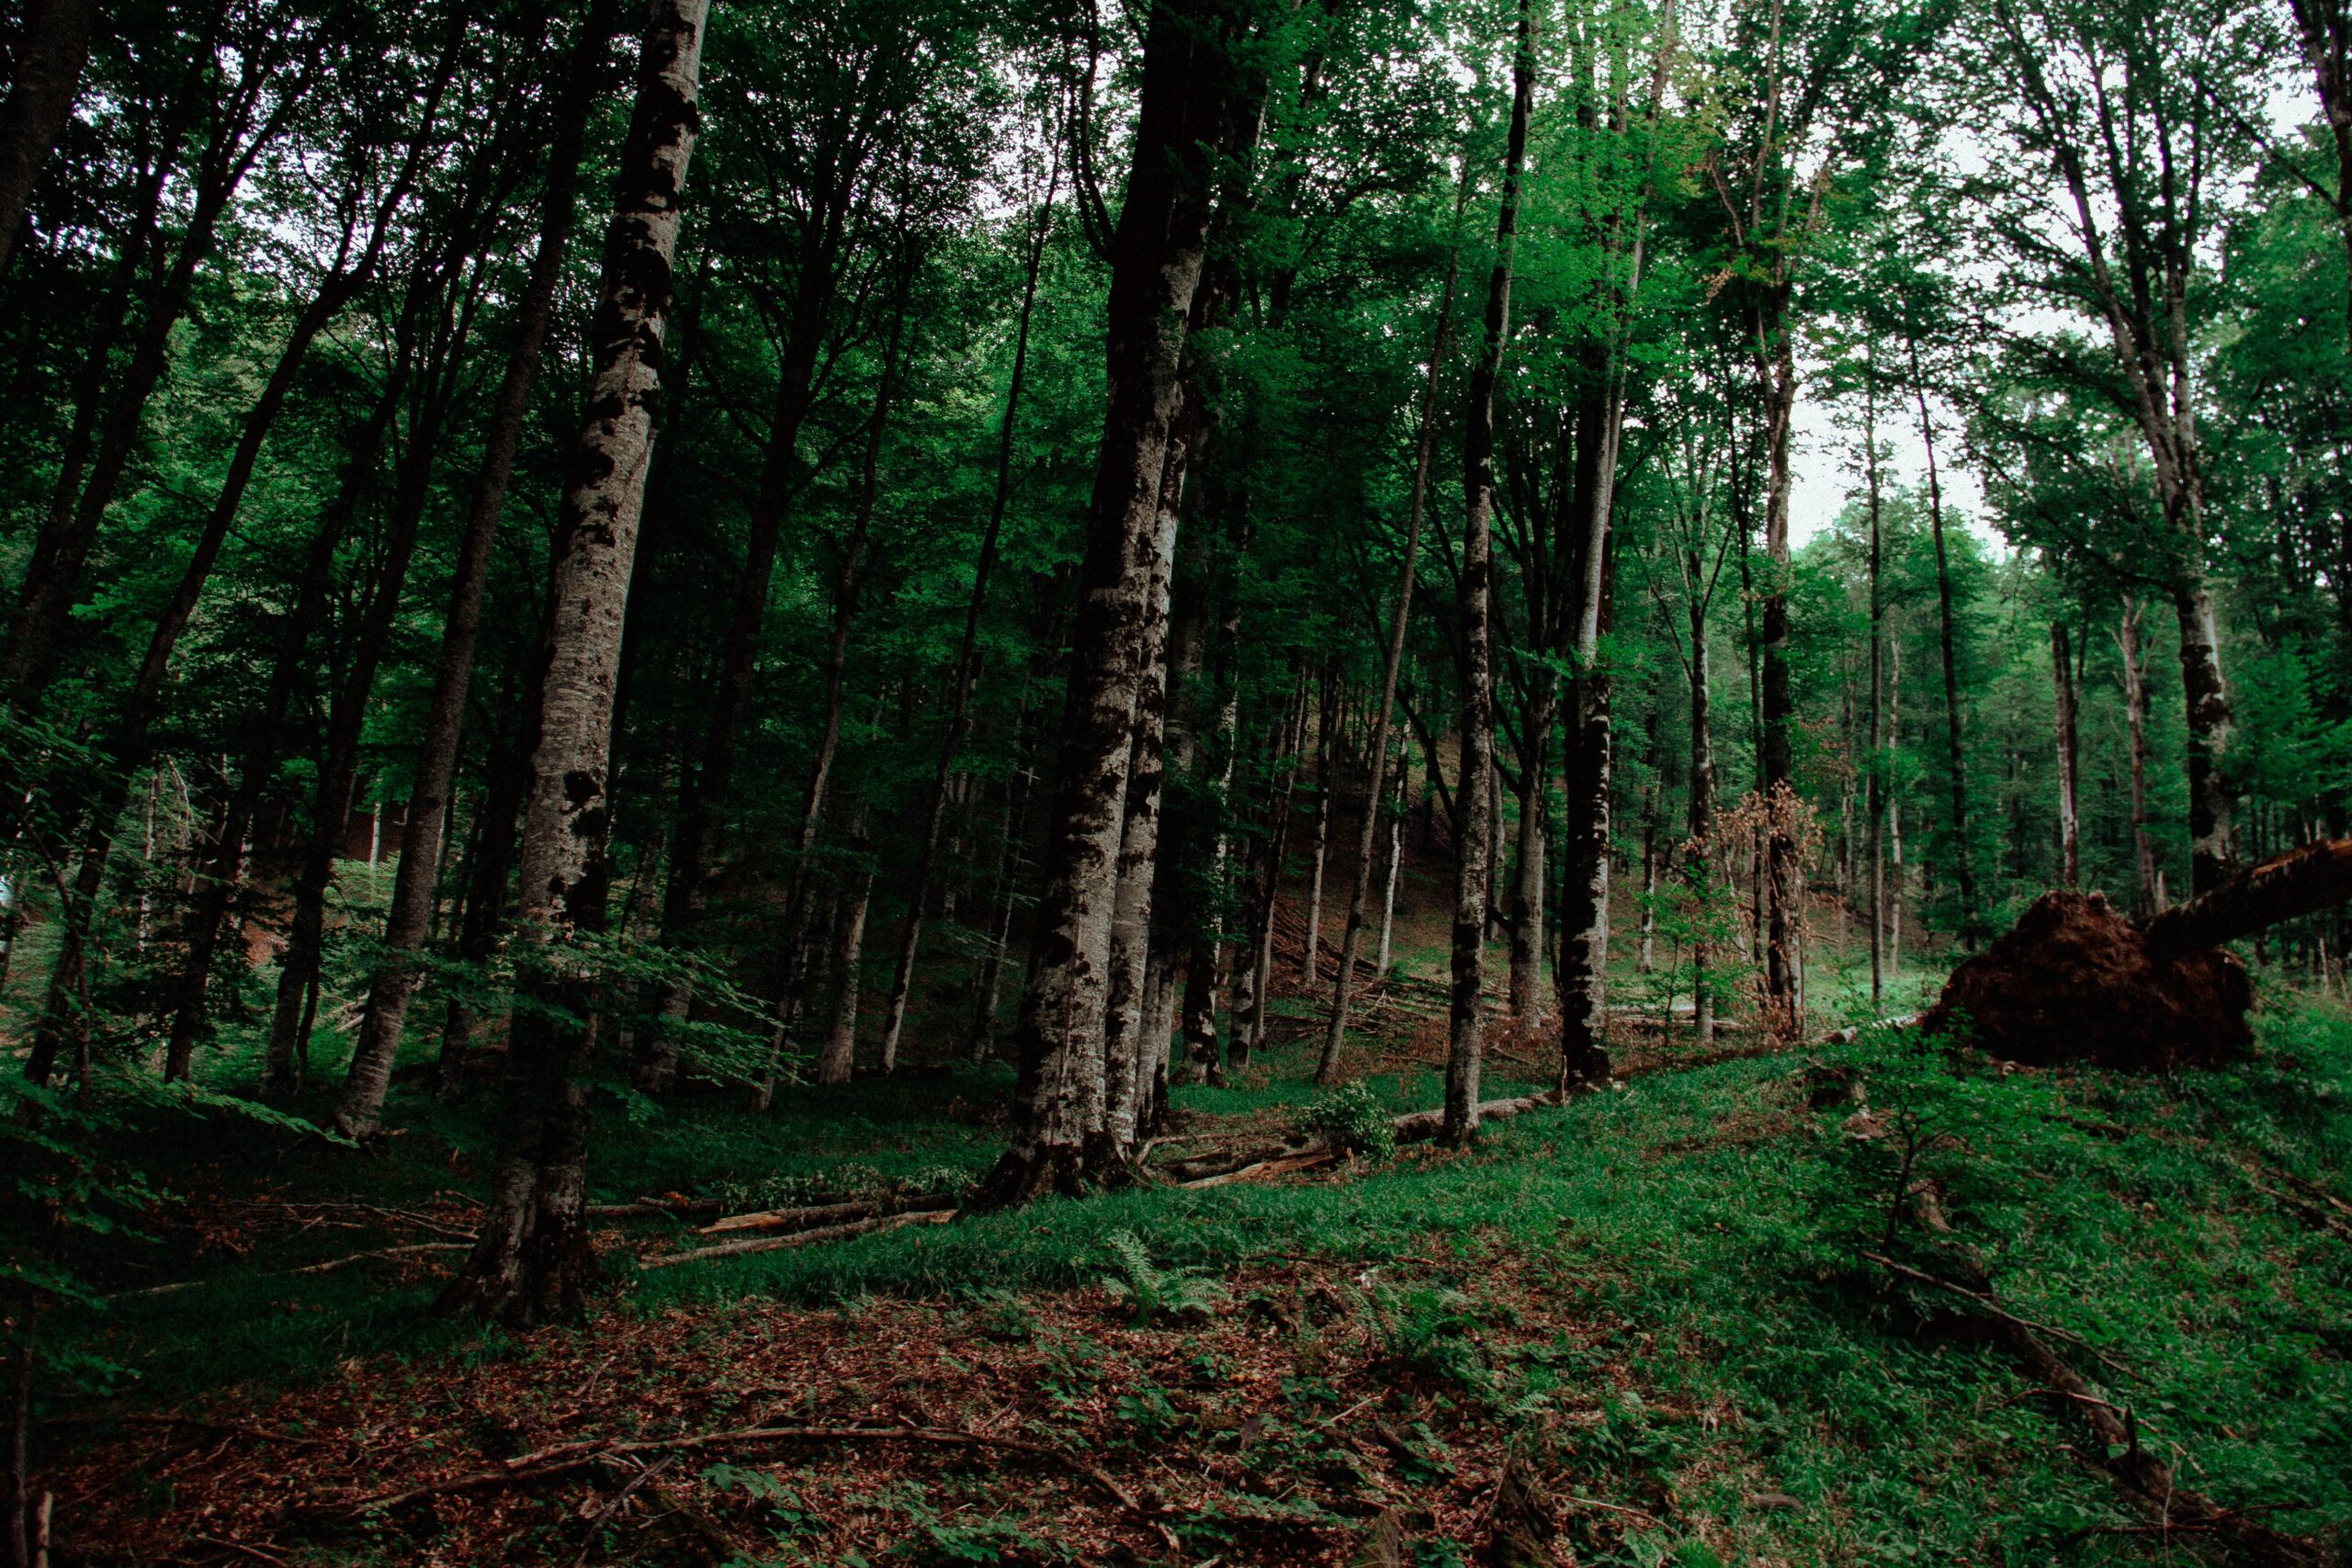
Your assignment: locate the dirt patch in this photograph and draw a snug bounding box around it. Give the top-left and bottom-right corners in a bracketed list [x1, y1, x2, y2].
[1921, 891, 2251, 1071]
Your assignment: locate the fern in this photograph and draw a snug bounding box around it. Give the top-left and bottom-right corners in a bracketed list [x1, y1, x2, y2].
[1100, 1229, 1227, 1324]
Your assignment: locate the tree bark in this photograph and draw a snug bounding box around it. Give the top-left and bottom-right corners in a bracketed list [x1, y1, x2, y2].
[339, 5, 612, 1135]
[979, 0, 1258, 1204]
[2117, 598, 2161, 917]
[0, 0, 100, 275]
[1753, 310, 1799, 1037]
[2051, 619, 2080, 889]
[1443, 0, 1532, 1144]
[1299, 663, 1334, 983]
[1865, 361, 1887, 1004]
[438, 0, 707, 1326]
[2143, 839, 2352, 958]
[1096, 433, 1186, 1163]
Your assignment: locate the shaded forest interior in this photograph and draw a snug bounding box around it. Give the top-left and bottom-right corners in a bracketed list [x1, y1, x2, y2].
[1, 0, 2350, 1560]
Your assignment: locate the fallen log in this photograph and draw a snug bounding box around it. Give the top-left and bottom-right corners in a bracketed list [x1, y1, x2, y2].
[1917, 840, 2352, 1070]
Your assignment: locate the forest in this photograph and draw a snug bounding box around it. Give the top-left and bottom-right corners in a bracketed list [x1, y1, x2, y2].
[1, 0, 2350, 1558]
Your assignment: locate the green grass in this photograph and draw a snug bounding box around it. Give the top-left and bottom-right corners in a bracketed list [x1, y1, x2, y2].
[41, 986, 2352, 1562]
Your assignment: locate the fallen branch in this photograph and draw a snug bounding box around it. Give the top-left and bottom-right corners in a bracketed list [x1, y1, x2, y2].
[697, 1192, 956, 1237]
[111, 1244, 469, 1300]
[585, 1195, 726, 1219]
[639, 1208, 952, 1270]
[324, 1421, 1182, 1551]
[1179, 1151, 1339, 1190]
[1873, 1195, 2333, 1564]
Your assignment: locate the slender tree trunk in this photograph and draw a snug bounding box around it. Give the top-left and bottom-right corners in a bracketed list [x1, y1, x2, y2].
[1299, 664, 1334, 982]
[437, 0, 707, 1326]
[1377, 750, 1403, 975]
[875, 150, 1058, 1074]
[980, 0, 1257, 1203]
[1443, 0, 1532, 1144]
[262, 367, 454, 1093]
[1318, 160, 1469, 1079]
[3, 42, 299, 705]
[2118, 597, 2161, 916]
[1754, 310, 1799, 1038]
[1636, 704, 1659, 974]
[1888, 637, 1903, 978]
[1240, 667, 1306, 1050]
[643, 246, 907, 1090]
[2052, 619, 2081, 888]
[1908, 339, 1978, 945]
[815, 827, 875, 1083]
[339, 7, 610, 1134]
[153, 318, 417, 1083]
[967, 720, 1034, 1061]
[2289, 0, 2352, 352]
[1866, 365, 1886, 1006]
[1688, 544, 1714, 1043]
[1507, 690, 1549, 1014]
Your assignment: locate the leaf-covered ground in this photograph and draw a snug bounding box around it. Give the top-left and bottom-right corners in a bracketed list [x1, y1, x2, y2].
[37, 976, 2352, 1566]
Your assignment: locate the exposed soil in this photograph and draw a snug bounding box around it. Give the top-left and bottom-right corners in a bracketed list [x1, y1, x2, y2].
[1921, 890, 2252, 1070]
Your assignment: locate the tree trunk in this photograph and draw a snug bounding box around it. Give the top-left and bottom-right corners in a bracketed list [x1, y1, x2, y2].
[1377, 752, 1403, 975]
[1908, 339, 1979, 946]
[1754, 309, 1799, 1038]
[1855, 353, 1881, 1005]
[2289, 0, 2352, 352]
[437, 0, 707, 1326]
[262, 355, 456, 1093]
[1443, 0, 1532, 1145]
[1299, 664, 1334, 982]
[979, 0, 1257, 1204]
[1506, 684, 1550, 1015]
[875, 148, 1058, 1075]
[2174, 578, 2235, 896]
[1318, 164, 1469, 1080]
[1096, 434, 1186, 1162]
[641, 243, 908, 1090]
[0, 0, 100, 275]
[3, 34, 302, 705]
[2117, 597, 2161, 917]
[339, 6, 610, 1135]
[2052, 619, 2081, 888]
[966, 708, 1035, 1061]
[2143, 838, 2352, 958]
[815, 831, 875, 1084]
[153, 310, 419, 1083]
[1688, 541, 1714, 1043]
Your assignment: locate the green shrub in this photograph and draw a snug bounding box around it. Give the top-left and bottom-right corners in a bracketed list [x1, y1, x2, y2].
[1295, 1081, 1398, 1161]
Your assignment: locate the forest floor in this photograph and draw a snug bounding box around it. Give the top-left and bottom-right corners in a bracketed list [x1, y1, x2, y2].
[31, 939, 2352, 1567]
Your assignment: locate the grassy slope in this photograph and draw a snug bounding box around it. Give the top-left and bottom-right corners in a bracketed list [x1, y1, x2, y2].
[51, 979, 2352, 1565]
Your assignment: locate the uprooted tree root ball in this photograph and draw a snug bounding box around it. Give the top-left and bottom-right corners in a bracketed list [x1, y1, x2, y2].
[1921, 890, 2252, 1071]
